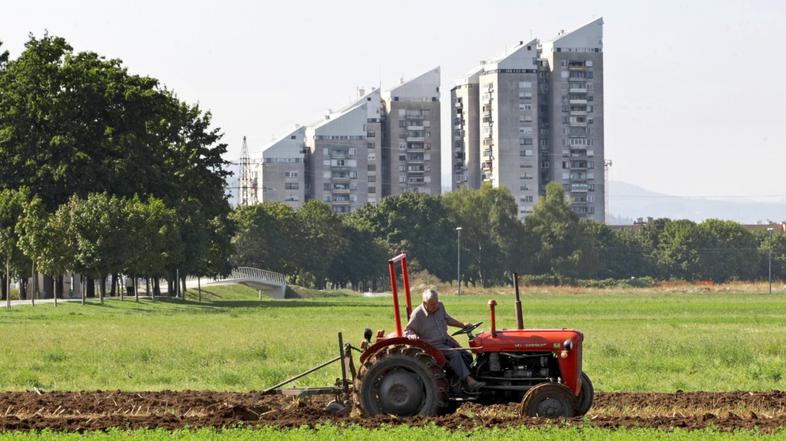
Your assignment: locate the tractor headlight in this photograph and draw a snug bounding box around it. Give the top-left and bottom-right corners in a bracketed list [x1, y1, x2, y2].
[563, 339, 574, 351]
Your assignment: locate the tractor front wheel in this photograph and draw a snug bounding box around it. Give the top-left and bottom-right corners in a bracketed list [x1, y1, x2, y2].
[576, 371, 594, 416]
[521, 382, 576, 418]
[355, 344, 448, 417]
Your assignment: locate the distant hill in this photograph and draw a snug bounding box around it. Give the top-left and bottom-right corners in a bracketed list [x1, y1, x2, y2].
[609, 181, 786, 225]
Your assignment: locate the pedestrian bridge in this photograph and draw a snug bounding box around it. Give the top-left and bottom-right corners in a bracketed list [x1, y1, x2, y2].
[185, 267, 287, 299]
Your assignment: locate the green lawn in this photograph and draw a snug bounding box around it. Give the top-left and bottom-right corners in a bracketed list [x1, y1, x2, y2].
[0, 284, 784, 392]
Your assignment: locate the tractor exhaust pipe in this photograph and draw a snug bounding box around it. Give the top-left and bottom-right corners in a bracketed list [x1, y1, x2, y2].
[488, 300, 497, 337]
[514, 272, 524, 329]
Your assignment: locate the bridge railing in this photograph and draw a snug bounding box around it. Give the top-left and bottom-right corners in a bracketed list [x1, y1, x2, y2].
[230, 267, 286, 286]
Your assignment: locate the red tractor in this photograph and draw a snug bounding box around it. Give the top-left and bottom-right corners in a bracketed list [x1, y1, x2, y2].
[264, 254, 593, 419]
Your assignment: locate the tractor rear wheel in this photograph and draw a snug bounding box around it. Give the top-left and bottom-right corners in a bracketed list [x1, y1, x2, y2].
[354, 344, 449, 417]
[521, 382, 576, 418]
[576, 371, 594, 416]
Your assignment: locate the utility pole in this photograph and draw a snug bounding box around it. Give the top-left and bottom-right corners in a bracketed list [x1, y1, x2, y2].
[604, 160, 613, 224]
[456, 227, 462, 296]
[768, 227, 774, 294]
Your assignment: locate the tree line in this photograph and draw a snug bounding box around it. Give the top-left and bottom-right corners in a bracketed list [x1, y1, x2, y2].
[230, 182, 785, 290]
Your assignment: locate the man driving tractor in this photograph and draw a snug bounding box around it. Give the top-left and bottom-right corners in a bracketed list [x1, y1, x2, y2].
[404, 289, 485, 391]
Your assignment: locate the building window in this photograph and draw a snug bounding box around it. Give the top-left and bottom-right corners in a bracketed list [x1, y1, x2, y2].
[368, 154, 376, 161]
[284, 183, 299, 190]
[368, 186, 376, 194]
[369, 175, 376, 183]
[520, 149, 533, 157]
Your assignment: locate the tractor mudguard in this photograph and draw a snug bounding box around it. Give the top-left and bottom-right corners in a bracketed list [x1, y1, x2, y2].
[360, 337, 447, 367]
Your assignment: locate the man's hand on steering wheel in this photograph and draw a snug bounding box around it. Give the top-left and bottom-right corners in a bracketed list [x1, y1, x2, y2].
[451, 321, 483, 336]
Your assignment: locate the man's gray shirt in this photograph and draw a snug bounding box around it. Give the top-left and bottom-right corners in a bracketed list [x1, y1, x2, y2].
[404, 302, 454, 345]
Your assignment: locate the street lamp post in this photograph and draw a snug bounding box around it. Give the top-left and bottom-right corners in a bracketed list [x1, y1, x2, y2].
[767, 227, 774, 294]
[456, 227, 462, 296]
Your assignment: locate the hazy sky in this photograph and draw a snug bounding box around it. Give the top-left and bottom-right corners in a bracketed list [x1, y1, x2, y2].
[3, 0, 785, 198]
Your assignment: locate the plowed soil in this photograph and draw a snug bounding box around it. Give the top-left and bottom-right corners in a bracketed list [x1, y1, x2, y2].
[0, 390, 784, 433]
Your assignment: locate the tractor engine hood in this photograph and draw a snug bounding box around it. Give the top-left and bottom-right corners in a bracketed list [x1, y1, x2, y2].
[470, 329, 583, 353]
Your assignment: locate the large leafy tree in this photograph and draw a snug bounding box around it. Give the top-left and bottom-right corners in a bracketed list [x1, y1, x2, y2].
[352, 192, 455, 281]
[0, 34, 231, 283]
[443, 184, 523, 287]
[523, 182, 598, 278]
[698, 219, 759, 282]
[229, 203, 302, 277]
[0, 34, 229, 210]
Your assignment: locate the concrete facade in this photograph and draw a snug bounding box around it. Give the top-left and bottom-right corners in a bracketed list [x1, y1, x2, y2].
[479, 40, 541, 218]
[450, 66, 482, 190]
[305, 90, 381, 213]
[261, 126, 306, 209]
[453, 18, 605, 222]
[544, 18, 605, 222]
[382, 68, 441, 196]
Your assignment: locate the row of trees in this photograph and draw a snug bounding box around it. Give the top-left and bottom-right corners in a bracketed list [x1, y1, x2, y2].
[230, 182, 785, 289]
[0, 189, 230, 299]
[0, 35, 231, 299]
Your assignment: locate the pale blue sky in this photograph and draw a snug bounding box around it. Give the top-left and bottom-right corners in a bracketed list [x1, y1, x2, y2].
[4, 0, 785, 198]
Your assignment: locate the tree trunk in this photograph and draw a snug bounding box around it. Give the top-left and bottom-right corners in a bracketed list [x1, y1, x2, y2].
[153, 277, 160, 296]
[99, 275, 105, 304]
[86, 277, 95, 298]
[111, 274, 118, 297]
[43, 274, 54, 299]
[19, 279, 27, 300]
[181, 276, 187, 299]
[55, 275, 64, 298]
[166, 278, 173, 297]
[1, 274, 6, 300]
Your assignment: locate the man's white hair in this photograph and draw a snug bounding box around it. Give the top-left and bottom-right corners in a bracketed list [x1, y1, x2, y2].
[422, 289, 439, 303]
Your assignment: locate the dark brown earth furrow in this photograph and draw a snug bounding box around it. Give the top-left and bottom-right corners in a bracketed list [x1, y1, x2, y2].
[0, 391, 784, 433]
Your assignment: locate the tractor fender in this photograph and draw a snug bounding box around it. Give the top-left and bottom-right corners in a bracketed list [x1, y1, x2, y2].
[360, 337, 447, 367]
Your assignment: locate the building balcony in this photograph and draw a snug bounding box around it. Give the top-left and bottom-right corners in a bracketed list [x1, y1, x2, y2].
[332, 199, 352, 205]
[569, 99, 588, 105]
[569, 110, 587, 116]
[568, 87, 587, 94]
[570, 183, 589, 192]
[406, 136, 425, 142]
[407, 125, 424, 131]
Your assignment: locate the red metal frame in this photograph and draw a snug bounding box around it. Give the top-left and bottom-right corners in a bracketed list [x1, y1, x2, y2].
[387, 253, 413, 337]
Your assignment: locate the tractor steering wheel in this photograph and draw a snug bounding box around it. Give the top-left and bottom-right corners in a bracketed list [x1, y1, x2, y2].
[451, 321, 483, 337]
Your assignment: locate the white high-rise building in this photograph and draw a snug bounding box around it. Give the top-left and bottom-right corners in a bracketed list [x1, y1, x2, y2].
[305, 89, 382, 213]
[452, 18, 605, 222]
[261, 126, 306, 209]
[382, 68, 441, 196]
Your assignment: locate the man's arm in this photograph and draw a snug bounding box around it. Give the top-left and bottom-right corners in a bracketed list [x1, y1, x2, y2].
[442, 304, 466, 328]
[404, 309, 422, 340]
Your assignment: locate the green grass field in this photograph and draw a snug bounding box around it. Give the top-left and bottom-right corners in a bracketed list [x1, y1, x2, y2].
[0, 284, 783, 392]
[0, 284, 784, 439]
